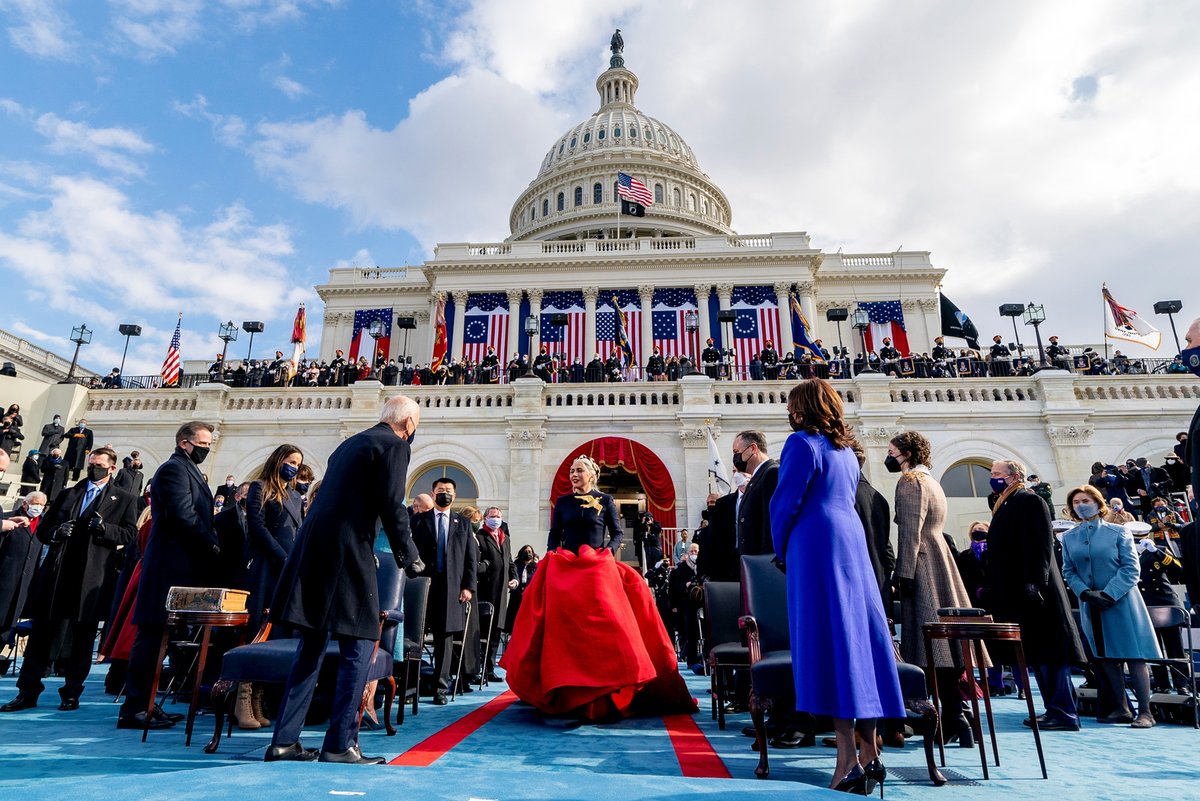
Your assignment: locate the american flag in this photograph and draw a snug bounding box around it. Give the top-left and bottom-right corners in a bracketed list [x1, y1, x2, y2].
[462, 293, 509, 364]
[617, 172, 653, 206]
[596, 290, 642, 363]
[732, 285, 781, 369]
[858, 300, 910, 355]
[161, 314, 182, 387]
[540, 291, 586, 367]
[651, 287, 700, 360]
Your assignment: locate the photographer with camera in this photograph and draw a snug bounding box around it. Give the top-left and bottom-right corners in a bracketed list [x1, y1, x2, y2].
[1, 446, 137, 714]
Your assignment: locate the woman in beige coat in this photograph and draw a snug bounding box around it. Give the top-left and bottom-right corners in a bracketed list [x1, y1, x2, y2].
[887, 430, 985, 747]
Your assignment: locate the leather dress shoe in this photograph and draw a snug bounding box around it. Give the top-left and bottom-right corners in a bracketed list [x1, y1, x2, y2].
[0, 695, 37, 712]
[319, 744, 386, 764]
[264, 742, 320, 762]
[117, 711, 174, 730]
[1022, 713, 1050, 727]
[1098, 712, 1135, 724]
[769, 729, 815, 748]
[432, 693, 448, 705]
[59, 698, 80, 711]
[1026, 716, 1079, 731]
[741, 724, 783, 739]
[153, 704, 185, 723]
[486, 671, 503, 683]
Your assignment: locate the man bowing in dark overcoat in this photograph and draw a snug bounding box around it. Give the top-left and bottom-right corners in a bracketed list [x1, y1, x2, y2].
[474, 506, 516, 682]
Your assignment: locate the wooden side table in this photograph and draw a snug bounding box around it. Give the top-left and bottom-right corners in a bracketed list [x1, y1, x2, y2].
[922, 620, 1047, 781]
[143, 610, 250, 746]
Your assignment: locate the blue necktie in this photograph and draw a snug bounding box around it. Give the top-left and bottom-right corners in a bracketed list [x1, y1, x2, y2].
[81, 483, 100, 517]
[436, 512, 447, 573]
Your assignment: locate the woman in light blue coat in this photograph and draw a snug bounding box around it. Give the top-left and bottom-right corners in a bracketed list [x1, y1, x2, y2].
[1060, 485, 1162, 728]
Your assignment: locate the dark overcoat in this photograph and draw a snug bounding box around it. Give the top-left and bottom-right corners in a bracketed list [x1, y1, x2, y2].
[411, 509, 478, 634]
[737, 459, 778, 556]
[854, 475, 895, 608]
[985, 487, 1085, 666]
[271, 423, 421, 640]
[245, 481, 303, 623]
[0, 512, 40, 637]
[475, 524, 515, 629]
[63, 426, 94, 470]
[38, 422, 64, 454]
[134, 449, 220, 626]
[27, 478, 137, 621]
[695, 491, 738, 582]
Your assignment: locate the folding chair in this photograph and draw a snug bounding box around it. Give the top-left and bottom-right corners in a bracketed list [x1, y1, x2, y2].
[449, 600, 473, 701]
[1146, 605, 1198, 728]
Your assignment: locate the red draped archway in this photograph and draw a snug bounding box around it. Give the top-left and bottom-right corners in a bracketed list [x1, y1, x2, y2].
[550, 437, 677, 529]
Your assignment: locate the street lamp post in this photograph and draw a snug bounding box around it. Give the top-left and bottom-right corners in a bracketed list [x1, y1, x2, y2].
[852, 309, 876, 373]
[217, 321, 238, 379]
[396, 315, 417, 364]
[523, 315, 539, 378]
[999, 303, 1026, 357]
[117, 324, 141, 379]
[684, 309, 699, 364]
[368, 319, 385, 374]
[1022, 303, 1049, 370]
[64, 324, 92, 382]
[242, 321, 264, 362]
[1154, 300, 1184, 355]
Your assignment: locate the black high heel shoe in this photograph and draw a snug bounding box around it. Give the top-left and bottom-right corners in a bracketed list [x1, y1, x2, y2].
[834, 765, 868, 794]
[864, 758, 886, 798]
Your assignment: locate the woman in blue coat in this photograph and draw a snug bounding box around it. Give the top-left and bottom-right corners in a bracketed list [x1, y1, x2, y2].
[771, 380, 904, 794]
[1060, 485, 1162, 728]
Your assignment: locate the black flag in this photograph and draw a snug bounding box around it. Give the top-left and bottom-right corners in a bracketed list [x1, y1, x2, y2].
[939, 293, 980, 349]
[620, 199, 645, 217]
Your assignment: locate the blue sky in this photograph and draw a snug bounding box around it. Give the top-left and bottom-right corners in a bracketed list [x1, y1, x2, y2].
[1, 1, 1198, 376]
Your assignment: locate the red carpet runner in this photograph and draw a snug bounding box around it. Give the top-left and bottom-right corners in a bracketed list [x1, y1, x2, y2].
[663, 713, 732, 778]
[389, 691, 519, 766]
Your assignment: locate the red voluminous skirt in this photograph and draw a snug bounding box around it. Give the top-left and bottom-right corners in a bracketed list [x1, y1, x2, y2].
[499, 545, 696, 722]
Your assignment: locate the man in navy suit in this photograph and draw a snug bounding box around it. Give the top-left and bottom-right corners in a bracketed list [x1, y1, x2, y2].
[267, 397, 424, 764]
[119, 421, 220, 731]
[412, 477, 478, 704]
[734, 431, 778, 557]
[1, 446, 137, 712]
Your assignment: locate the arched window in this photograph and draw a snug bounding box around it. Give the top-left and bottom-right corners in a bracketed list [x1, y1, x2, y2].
[630, 127, 637, 139]
[613, 181, 619, 201]
[558, 141, 564, 155]
[672, 187, 681, 207]
[542, 198, 549, 217]
[598, 128, 606, 141]
[940, 459, 995, 498]
[583, 131, 591, 143]
[614, 126, 622, 138]
[574, 186, 583, 206]
[687, 192, 696, 211]
[556, 192, 565, 211]
[654, 183, 664, 204]
[570, 136, 577, 148]
[593, 183, 603, 204]
[407, 463, 479, 506]
[703, 199, 710, 216]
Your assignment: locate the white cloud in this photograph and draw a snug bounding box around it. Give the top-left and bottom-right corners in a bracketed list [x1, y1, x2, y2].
[172, 95, 247, 147]
[34, 113, 155, 176]
[0, 175, 311, 375]
[273, 75, 310, 99]
[0, 98, 29, 118]
[241, 0, 1200, 351]
[108, 0, 204, 58]
[1, 0, 75, 59]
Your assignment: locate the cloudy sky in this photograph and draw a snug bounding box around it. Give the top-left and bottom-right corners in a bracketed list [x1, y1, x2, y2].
[0, 0, 1196, 375]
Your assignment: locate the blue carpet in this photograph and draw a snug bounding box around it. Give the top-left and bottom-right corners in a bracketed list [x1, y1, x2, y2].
[1, 663, 1196, 800]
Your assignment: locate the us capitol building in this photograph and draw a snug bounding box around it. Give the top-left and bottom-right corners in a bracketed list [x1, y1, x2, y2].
[7, 35, 1196, 548]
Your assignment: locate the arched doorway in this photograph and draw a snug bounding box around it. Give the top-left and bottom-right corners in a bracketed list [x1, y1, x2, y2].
[549, 437, 677, 529]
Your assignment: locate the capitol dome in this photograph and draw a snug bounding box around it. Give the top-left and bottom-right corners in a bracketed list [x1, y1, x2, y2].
[508, 32, 734, 241]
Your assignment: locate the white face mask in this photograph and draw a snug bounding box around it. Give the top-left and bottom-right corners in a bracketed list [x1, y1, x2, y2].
[485, 517, 502, 529]
[687, 554, 698, 564]
[26, 504, 44, 518]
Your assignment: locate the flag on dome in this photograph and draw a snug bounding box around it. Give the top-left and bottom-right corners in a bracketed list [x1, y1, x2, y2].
[858, 300, 910, 355]
[160, 313, 182, 387]
[617, 172, 653, 206]
[288, 303, 306, 379]
[431, 298, 448, 371]
[1102, 284, 1161, 350]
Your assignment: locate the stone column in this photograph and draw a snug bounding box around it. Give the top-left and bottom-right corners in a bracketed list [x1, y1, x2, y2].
[506, 288, 523, 361]
[715, 282, 734, 349]
[774, 281, 794, 357]
[638, 284, 655, 374]
[451, 292, 467, 363]
[797, 280, 818, 341]
[527, 288, 544, 358]
[695, 283, 712, 354]
[506, 377, 549, 540]
[582, 286, 599, 360]
[410, 310, 429, 366]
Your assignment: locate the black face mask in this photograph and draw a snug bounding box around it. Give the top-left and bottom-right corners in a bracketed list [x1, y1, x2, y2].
[87, 465, 110, 482]
[884, 454, 903, 473]
[188, 445, 210, 465]
[434, 491, 453, 508]
[732, 449, 748, 473]
[787, 414, 803, 433]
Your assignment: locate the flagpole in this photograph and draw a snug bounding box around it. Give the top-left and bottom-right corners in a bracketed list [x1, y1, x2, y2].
[1101, 284, 1109, 360]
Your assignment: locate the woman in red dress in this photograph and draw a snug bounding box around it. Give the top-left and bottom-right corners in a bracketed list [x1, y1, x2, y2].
[500, 455, 694, 721]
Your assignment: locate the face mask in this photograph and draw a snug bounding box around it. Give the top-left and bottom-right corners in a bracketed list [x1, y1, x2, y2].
[989, 477, 1010, 493]
[485, 517, 502, 529]
[434, 491, 453, 508]
[687, 554, 697, 564]
[296, 482, 310, 493]
[1177, 343, 1200, 372]
[970, 529, 988, 541]
[1111, 503, 1123, 512]
[884, 455, 903, 473]
[188, 444, 210, 465]
[87, 465, 110, 482]
[53, 418, 61, 424]
[786, 414, 803, 433]
[732, 449, 749, 473]
[1154, 506, 1167, 514]
[26, 504, 43, 518]
[280, 464, 300, 481]
[1074, 501, 1099, 519]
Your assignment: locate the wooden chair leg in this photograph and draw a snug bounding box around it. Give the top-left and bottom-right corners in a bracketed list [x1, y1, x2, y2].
[383, 676, 396, 737]
[749, 692, 770, 778]
[204, 679, 235, 754]
[916, 705, 948, 786]
[1014, 643, 1047, 780]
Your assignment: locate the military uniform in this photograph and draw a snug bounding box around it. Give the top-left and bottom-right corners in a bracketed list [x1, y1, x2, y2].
[760, 344, 779, 380]
[646, 352, 666, 380]
[701, 342, 721, 379]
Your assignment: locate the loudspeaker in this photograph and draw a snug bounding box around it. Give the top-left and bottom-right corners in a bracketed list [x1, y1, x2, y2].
[550, 313, 569, 326]
[395, 316, 417, 330]
[825, 308, 849, 322]
[998, 303, 1026, 317]
[240, 321, 264, 334]
[118, 324, 142, 337]
[717, 309, 737, 323]
[1154, 300, 1183, 314]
